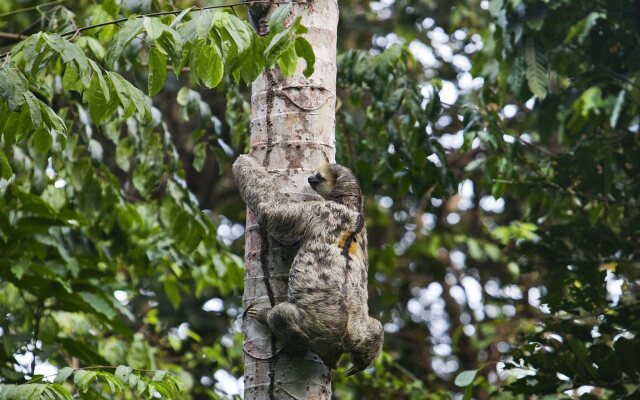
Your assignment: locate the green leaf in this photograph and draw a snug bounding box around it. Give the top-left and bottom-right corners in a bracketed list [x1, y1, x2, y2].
[32, 128, 53, 154]
[44, 384, 74, 400]
[89, 60, 110, 102]
[102, 374, 117, 394]
[426, 90, 441, 119]
[564, 12, 605, 44]
[191, 128, 206, 142]
[108, 72, 151, 120]
[54, 367, 74, 384]
[79, 292, 117, 320]
[163, 277, 181, 309]
[524, 39, 548, 100]
[107, 18, 144, 66]
[463, 383, 474, 400]
[40, 102, 68, 138]
[0, 384, 46, 399]
[0, 67, 29, 110]
[295, 37, 315, 77]
[574, 86, 602, 117]
[143, 17, 164, 41]
[15, 106, 33, 142]
[567, 336, 598, 379]
[85, 37, 106, 59]
[148, 47, 167, 96]
[264, 28, 292, 66]
[128, 372, 139, 388]
[196, 12, 214, 38]
[195, 44, 224, 89]
[86, 74, 109, 123]
[158, 35, 181, 74]
[102, 0, 119, 16]
[73, 370, 97, 393]
[454, 369, 478, 387]
[0, 107, 13, 142]
[239, 35, 265, 83]
[22, 92, 42, 128]
[193, 142, 207, 172]
[0, 148, 12, 179]
[62, 64, 83, 92]
[168, 332, 182, 351]
[10, 263, 27, 281]
[222, 14, 253, 55]
[43, 33, 89, 74]
[484, 243, 501, 261]
[101, 371, 125, 393]
[171, 7, 193, 28]
[136, 376, 148, 395]
[177, 17, 198, 43]
[152, 370, 168, 382]
[107, 72, 132, 114]
[610, 90, 625, 128]
[269, 3, 292, 33]
[115, 365, 132, 384]
[22, 34, 50, 76]
[277, 42, 297, 77]
[467, 239, 483, 260]
[290, 15, 308, 35]
[176, 87, 190, 106]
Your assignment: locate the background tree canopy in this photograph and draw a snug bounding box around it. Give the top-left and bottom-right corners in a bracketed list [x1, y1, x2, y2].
[0, 0, 638, 399]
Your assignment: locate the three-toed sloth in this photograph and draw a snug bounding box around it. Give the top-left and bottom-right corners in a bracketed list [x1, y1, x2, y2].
[233, 155, 383, 375]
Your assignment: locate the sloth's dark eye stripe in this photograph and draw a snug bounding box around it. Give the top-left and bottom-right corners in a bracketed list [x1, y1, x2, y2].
[316, 173, 326, 182]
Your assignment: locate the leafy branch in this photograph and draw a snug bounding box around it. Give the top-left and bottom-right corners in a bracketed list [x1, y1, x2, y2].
[0, 2, 315, 179]
[0, 365, 183, 400]
[0, 0, 295, 54]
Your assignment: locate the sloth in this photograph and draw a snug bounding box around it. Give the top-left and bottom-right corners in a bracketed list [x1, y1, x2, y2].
[233, 155, 383, 375]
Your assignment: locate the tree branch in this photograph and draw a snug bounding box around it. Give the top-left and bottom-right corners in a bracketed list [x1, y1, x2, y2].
[0, 0, 66, 19]
[0, 0, 297, 59]
[0, 32, 28, 40]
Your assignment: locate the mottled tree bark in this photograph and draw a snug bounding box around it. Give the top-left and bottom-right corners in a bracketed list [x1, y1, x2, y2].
[242, 1, 338, 399]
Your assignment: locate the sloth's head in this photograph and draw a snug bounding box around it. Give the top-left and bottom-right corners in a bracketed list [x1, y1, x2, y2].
[346, 317, 384, 376]
[308, 163, 362, 210]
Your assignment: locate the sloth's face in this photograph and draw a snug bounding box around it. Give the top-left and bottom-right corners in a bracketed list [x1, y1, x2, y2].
[308, 164, 334, 198]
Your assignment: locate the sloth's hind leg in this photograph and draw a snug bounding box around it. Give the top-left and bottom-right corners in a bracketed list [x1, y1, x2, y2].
[263, 302, 308, 345]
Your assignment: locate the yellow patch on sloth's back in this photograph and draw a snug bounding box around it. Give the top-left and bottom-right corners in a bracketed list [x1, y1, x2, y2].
[336, 230, 350, 248]
[348, 241, 362, 258]
[337, 231, 361, 258]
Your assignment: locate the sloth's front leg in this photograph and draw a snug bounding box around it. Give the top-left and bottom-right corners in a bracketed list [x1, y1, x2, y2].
[246, 307, 269, 324]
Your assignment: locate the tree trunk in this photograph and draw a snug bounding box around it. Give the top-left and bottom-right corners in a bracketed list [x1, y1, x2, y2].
[242, 1, 338, 399]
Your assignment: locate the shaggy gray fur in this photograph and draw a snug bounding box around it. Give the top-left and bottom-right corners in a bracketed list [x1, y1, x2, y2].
[233, 155, 383, 375]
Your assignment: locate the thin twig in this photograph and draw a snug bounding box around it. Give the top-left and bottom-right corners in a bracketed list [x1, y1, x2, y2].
[0, 0, 66, 19]
[30, 305, 42, 376]
[560, 44, 640, 91]
[139, 61, 190, 72]
[547, 300, 640, 322]
[0, 32, 28, 40]
[515, 135, 553, 156]
[491, 178, 625, 205]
